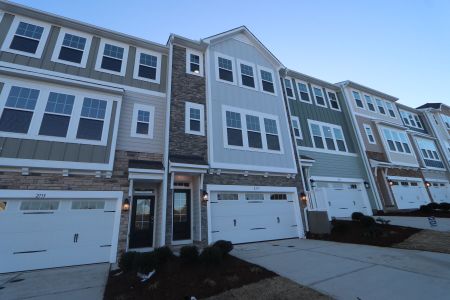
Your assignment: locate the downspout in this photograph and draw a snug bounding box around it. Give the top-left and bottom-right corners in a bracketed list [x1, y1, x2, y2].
[338, 83, 383, 211]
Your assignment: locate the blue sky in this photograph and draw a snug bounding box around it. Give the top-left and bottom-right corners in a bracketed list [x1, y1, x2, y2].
[11, 0, 450, 107]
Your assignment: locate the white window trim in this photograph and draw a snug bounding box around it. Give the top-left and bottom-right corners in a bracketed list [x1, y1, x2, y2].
[0, 77, 116, 146]
[221, 105, 284, 154]
[284, 77, 296, 100]
[94, 38, 129, 76]
[295, 79, 312, 104]
[186, 48, 204, 77]
[415, 137, 442, 163]
[363, 94, 376, 112]
[312, 85, 327, 108]
[185, 102, 205, 136]
[379, 126, 415, 156]
[400, 109, 423, 129]
[133, 48, 161, 83]
[50, 27, 92, 68]
[1, 15, 51, 59]
[385, 101, 397, 119]
[214, 52, 236, 85]
[291, 116, 303, 139]
[352, 90, 365, 109]
[257, 65, 277, 96]
[375, 98, 387, 115]
[326, 89, 341, 111]
[236, 58, 258, 91]
[363, 124, 376, 145]
[307, 119, 348, 153]
[130, 103, 155, 139]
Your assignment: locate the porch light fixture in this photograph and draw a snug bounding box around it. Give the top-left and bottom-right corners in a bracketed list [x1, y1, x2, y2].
[425, 181, 431, 188]
[310, 179, 316, 188]
[364, 181, 370, 189]
[388, 179, 393, 186]
[300, 192, 307, 202]
[122, 198, 130, 211]
[202, 191, 209, 202]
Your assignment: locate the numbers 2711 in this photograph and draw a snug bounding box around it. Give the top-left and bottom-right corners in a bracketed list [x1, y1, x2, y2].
[35, 193, 46, 199]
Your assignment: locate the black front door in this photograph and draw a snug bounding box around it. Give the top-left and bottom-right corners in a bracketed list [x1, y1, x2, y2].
[173, 190, 191, 241]
[129, 196, 154, 248]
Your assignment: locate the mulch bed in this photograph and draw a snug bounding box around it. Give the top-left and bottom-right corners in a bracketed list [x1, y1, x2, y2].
[376, 210, 450, 218]
[307, 220, 421, 247]
[104, 255, 276, 300]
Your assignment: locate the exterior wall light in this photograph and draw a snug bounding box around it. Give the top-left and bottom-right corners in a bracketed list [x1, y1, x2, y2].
[364, 181, 370, 189]
[425, 181, 431, 188]
[388, 179, 393, 186]
[202, 191, 209, 202]
[122, 198, 130, 211]
[300, 192, 307, 202]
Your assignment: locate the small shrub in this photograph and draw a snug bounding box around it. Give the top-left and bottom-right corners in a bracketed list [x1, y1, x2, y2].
[438, 202, 450, 211]
[119, 251, 137, 272]
[419, 205, 432, 212]
[200, 246, 223, 265]
[351, 212, 364, 221]
[331, 219, 349, 234]
[427, 202, 439, 210]
[180, 245, 199, 264]
[212, 240, 233, 256]
[153, 246, 174, 265]
[360, 216, 376, 228]
[134, 252, 156, 273]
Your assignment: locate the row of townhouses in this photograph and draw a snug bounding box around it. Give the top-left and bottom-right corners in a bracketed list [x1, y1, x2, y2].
[0, 1, 449, 273]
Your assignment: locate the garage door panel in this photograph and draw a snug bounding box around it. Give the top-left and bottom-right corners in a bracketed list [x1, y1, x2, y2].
[429, 183, 450, 204]
[391, 180, 431, 209]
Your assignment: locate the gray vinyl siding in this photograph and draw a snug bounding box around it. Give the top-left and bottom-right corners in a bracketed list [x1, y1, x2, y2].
[116, 91, 166, 154]
[0, 102, 117, 164]
[0, 13, 167, 93]
[208, 37, 296, 171]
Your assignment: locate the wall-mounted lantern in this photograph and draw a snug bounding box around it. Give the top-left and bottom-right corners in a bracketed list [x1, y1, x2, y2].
[122, 198, 130, 211]
[388, 179, 393, 186]
[425, 181, 431, 188]
[364, 181, 370, 189]
[202, 191, 209, 203]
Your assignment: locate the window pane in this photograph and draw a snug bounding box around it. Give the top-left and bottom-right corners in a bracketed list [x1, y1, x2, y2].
[248, 131, 262, 148]
[190, 108, 201, 120]
[0, 109, 33, 133]
[136, 122, 149, 134]
[261, 70, 274, 93]
[190, 54, 200, 64]
[6, 86, 39, 110]
[323, 126, 335, 150]
[227, 128, 243, 146]
[217, 193, 239, 200]
[246, 115, 260, 131]
[262, 80, 274, 93]
[10, 35, 39, 53]
[62, 33, 86, 50]
[58, 46, 83, 63]
[242, 75, 255, 87]
[76, 118, 103, 140]
[226, 111, 241, 128]
[270, 194, 287, 200]
[81, 98, 107, 119]
[246, 193, 264, 200]
[16, 22, 44, 39]
[45, 92, 75, 115]
[138, 65, 156, 79]
[138, 110, 150, 122]
[39, 114, 70, 137]
[101, 56, 122, 72]
[190, 119, 200, 132]
[218, 57, 232, 70]
[328, 92, 339, 109]
[264, 118, 278, 134]
[104, 44, 124, 59]
[266, 134, 280, 150]
[298, 83, 310, 102]
[140, 53, 157, 67]
[219, 68, 233, 82]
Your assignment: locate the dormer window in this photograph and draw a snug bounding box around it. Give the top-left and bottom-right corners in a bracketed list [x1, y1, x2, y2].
[95, 39, 128, 76]
[51, 29, 92, 67]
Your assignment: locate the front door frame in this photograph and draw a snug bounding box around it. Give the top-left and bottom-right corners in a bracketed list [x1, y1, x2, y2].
[171, 185, 193, 245]
[129, 195, 156, 249]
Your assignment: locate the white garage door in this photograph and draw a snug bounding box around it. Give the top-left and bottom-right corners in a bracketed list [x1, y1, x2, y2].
[429, 182, 450, 204]
[390, 179, 431, 209]
[0, 197, 119, 273]
[313, 182, 370, 218]
[210, 191, 299, 244]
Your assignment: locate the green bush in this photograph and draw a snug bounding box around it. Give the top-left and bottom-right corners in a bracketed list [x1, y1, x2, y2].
[119, 251, 138, 272]
[438, 202, 450, 211]
[331, 219, 349, 234]
[360, 216, 376, 228]
[180, 245, 199, 264]
[427, 202, 439, 210]
[212, 240, 233, 256]
[419, 205, 432, 212]
[153, 246, 174, 265]
[200, 246, 223, 265]
[134, 252, 157, 273]
[351, 212, 364, 221]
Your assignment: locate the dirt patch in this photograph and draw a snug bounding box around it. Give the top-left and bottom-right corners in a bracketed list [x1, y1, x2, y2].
[204, 276, 332, 300]
[395, 230, 450, 254]
[308, 220, 420, 247]
[377, 210, 450, 218]
[104, 255, 276, 300]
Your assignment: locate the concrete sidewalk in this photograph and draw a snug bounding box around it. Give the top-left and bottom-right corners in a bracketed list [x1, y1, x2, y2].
[233, 239, 450, 300]
[0, 263, 109, 300]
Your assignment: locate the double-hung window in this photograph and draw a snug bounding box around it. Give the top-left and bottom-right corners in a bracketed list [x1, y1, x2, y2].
[131, 104, 155, 139]
[246, 115, 262, 149]
[310, 123, 324, 149]
[363, 124, 376, 144]
[352, 91, 364, 108]
[364, 95, 376, 112]
[96, 40, 128, 75]
[51, 29, 91, 67]
[323, 126, 335, 150]
[333, 128, 347, 151]
[327, 91, 340, 110]
[259, 67, 275, 94]
[400, 134, 411, 153]
[225, 111, 243, 146]
[76, 98, 107, 141]
[312, 86, 326, 107]
[401, 111, 410, 125]
[309, 121, 348, 152]
[217, 55, 234, 83]
[382, 129, 396, 151]
[284, 78, 295, 99]
[237, 60, 256, 89]
[186, 49, 203, 76]
[297, 81, 311, 103]
[376, 99, 386, 115]
[264, 118, 280, 151]
[0, 86, 39, 134]
[134, 49, 161, 83]
[39, 92, 75, 137]
[291, 116, 302, 139]
[385, 102, 396, 118]
[185, 102, 204, 136]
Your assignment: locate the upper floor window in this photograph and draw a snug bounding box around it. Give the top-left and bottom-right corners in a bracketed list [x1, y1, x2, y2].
[258, 67, 276, 94]
[291, 116, 302, 139]
[185, 102, 204, 136]
[381, 128, 412, 154]
[51, 29, 91, 67]
[308, 120, 348, 152]
[312, 86, 326, 107]
[237, 60, 256, 89]
[284, 78, 295, 99]
[131, 103, 155, 139]
[133, 49, 161, 83]
[217, 54, 235, 83]
[441, 114, 450, 129]
[95, 40, 128, 76]
[1, 17, 50, 58]
[400, 110, 423, 129]
[417, 138, 441, 162]
[76, 98, 107, 141]
[246, 115, 263, 149]
[264, 118, 280, 151]
[327, 91, 340, 111]
[363, 124, 376, 144]
[364, 95, 376, 112]
[375, 98, 386, 115]
[0, 86, 39, 134]
[186, 49, 203, 76]
[385, 102, 397, 118]
[225, 111, 243, 146]
[352, 91, 364, 108]
[296, 81, 311, 103]
[39, 92, 75, 138]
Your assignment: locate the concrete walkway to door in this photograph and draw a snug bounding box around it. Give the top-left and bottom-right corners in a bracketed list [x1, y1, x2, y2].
[0, 263, 109, 300]
[233, 239, 450, 300]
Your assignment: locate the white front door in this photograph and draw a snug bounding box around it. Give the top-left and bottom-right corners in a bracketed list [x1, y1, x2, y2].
[0, 197, 119, 273]
[210, 191, 299, 244]
[428, 182, 450, 204]
[390, 179, 431, 209]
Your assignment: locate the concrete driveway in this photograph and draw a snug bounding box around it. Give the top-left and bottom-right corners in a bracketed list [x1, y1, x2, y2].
[0, 263, 109, 300]
[233, 239, 450, 300]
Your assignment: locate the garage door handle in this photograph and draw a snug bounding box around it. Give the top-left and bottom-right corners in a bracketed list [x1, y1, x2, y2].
[233, 219, 236, 227]
[73, 233, 79, 243]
